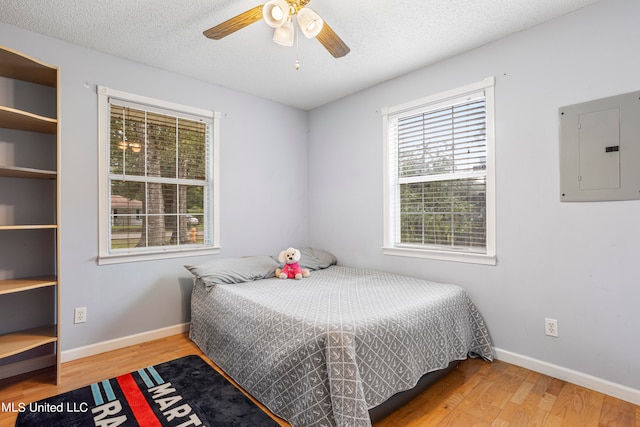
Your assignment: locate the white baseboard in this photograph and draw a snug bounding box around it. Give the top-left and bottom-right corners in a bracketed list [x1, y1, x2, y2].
[61, 323, 190, 363]
[494, 347, 640, 405]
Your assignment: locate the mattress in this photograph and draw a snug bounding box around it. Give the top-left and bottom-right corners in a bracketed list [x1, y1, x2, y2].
[189, 264, 493, 427]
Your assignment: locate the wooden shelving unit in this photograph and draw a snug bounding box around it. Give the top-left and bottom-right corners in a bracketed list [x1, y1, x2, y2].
[0, 277, 58, 296]
[0, 326, 57, 359]
[0, 46, 61, 384]
[0, 165, 57, 179]
[0, 106, 58, 134]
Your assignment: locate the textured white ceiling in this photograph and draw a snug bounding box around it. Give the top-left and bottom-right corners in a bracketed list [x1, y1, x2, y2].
[0, 0, 598, 110]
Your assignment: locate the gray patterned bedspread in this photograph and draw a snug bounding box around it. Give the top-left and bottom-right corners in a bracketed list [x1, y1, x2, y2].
[189, 265, 493, 427]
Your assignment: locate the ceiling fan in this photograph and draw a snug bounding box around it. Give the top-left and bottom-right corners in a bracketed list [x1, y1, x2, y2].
[203, 0, 350, 59]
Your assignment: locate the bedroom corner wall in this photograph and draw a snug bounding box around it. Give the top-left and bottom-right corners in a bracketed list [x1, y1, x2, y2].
[307, 0, 640, 395]
[0, 22, 309, 353]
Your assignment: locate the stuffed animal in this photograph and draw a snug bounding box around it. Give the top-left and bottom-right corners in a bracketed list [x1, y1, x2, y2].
[275, 247, 310, 280]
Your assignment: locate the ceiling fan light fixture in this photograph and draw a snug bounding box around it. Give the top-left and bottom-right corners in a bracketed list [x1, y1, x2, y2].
[273, 18, 294, 46]
[202, 2, 350, 59]
[296, 7, 323, 38]
[263, 0, 290, 28]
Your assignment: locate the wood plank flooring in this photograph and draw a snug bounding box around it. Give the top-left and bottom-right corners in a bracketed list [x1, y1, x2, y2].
[0, 333, 638, 426]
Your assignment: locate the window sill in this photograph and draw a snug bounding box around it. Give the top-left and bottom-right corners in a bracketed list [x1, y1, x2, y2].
[98, 246, 221, 265]
[382, 246, 496, 266]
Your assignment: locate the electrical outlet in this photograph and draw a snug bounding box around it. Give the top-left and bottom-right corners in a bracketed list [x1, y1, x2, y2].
[545, 318, 558, 337]
[74, 307, 87, 324]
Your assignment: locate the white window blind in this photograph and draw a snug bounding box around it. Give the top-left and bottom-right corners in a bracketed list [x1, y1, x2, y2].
[383, 78, 496, 264]
[98, 87, 220, 264]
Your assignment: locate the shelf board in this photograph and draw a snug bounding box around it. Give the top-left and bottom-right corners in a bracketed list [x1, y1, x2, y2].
[0, 224, 57, 230]
[0, 276, 57, 295]
[0, 165, 57, 179]
[0, 326, 57, 359]
[0, 106, 57, 134]
[0, 46, 57, 86]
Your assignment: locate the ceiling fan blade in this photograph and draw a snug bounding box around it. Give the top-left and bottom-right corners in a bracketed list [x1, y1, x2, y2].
[203, 5, 264, 40]
[316, 21, 350, 58]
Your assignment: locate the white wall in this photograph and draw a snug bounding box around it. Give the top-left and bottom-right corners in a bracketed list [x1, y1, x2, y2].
[0, 23, 309, 351]
[2, 0, 639, 402]
[308, 0, 640, 393]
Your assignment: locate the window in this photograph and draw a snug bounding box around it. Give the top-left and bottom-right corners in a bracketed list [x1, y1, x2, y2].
[383, 77, 496, 265]
[98, 87, 220, 264]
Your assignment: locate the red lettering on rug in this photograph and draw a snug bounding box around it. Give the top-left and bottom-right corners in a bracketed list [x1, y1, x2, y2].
[116, 373, 161, 427]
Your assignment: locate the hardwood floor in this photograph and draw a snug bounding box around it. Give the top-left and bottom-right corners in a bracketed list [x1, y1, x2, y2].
[1, 333, 638, 426]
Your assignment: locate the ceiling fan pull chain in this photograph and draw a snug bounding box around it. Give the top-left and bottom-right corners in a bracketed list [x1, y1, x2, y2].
[295, 19, 301, 70]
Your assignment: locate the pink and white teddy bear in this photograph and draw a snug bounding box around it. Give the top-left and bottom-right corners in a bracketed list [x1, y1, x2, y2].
[275, 247, 310, 280]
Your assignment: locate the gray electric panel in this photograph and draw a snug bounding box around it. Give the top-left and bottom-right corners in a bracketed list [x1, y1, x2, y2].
[559, 91, 640, 202]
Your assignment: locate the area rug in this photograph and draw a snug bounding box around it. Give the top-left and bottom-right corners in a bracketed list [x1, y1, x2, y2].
[15, 355, 280, 426]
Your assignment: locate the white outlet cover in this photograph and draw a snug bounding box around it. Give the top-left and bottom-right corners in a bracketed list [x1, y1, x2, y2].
[545, 318, 558, 337]
[74, 307, 87, 324]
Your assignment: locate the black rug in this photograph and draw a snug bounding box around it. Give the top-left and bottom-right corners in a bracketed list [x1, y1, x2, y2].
[15, 355, 279, 427]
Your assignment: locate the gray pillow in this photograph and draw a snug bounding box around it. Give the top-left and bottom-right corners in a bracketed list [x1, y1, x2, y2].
[297, 247, 338, 270]
[185, 256, 279, 289]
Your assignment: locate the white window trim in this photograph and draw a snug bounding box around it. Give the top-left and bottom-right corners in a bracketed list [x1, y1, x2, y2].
[382, 77, 496, 265]
[97, 86, 221, 265]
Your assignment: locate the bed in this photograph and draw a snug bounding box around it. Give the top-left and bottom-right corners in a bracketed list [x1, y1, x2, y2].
[187, 249, 493, 427]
